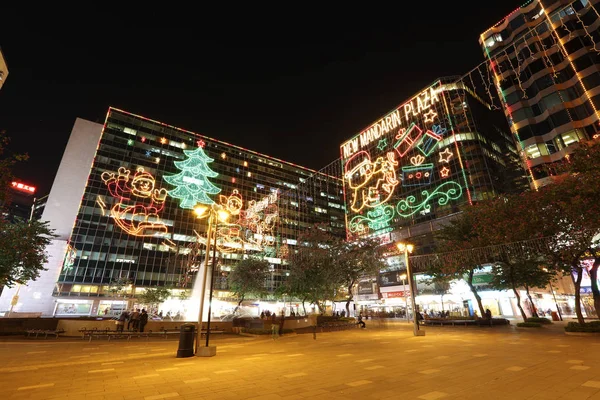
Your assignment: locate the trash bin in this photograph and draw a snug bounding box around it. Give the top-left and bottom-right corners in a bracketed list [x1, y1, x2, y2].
[176, 323, 195, 358]
[551, 311, 560, 321]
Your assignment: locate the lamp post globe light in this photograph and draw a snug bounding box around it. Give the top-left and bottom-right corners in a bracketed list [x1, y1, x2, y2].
[194, 204, 230, 357]
[396, 242, 425, 337]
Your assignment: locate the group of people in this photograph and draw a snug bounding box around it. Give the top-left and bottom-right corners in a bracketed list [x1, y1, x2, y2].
[115, 308, 149, 332]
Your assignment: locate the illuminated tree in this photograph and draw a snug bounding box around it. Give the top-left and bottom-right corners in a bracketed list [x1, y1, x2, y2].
[163, 145, 220, 209]
[227, 257, 269, 312]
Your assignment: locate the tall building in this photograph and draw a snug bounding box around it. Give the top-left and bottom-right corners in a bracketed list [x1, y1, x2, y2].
[339, 77, 528, 314]
[0, 108, 344, 317]
[340, 77, 527, 251]
[479, 0, 600, 189]
[0, 47, 8, 90]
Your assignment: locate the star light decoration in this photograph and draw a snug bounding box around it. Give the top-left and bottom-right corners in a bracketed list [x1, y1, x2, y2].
[197, 139, 206, 148]
[423, 109, 438, 123]
[440, 166, 450, 178]
[438, 148, 453, 163]
[377, 138, 388, 151]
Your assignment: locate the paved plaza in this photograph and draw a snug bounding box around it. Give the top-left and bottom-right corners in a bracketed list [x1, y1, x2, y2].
[1, 320, 600, 400]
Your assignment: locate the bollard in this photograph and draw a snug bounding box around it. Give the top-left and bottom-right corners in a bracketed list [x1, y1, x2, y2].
[176, 323, 195, 358]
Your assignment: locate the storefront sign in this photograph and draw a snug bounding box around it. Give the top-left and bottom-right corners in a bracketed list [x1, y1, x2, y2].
[382, 291, 408, 298]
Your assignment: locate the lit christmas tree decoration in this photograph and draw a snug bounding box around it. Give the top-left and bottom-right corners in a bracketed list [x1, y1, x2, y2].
[164, 146, 221, 209]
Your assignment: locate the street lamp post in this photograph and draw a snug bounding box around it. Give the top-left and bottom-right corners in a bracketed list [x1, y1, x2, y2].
[194, 204, 229, 357]
[399, 273, 408, 323]
[397, 242, 424, 337]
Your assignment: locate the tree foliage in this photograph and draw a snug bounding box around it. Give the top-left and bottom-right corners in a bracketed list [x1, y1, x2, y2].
[430, 209, 489, 317]
[137, 286, 172, 306]
[227, 256, 270, 311]
[0, 130, 29, 208]
[335, 237, 387, 317]
[0, 219, 57, 287]
[284, 224, 342, 313]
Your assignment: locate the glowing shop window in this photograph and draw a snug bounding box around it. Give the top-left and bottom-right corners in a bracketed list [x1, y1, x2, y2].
[314, 207, 327, 214]
[123, 127, 137, 135]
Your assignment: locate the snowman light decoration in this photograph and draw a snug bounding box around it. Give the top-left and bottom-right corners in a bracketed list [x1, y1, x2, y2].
[101, 166, 168, 237]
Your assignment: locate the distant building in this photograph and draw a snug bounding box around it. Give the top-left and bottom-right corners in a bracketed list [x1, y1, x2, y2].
[0, 108, 344, 317]
[2, 180, 38, 223]
[0, 47, 8, 90]
[479, 0, 600, 189]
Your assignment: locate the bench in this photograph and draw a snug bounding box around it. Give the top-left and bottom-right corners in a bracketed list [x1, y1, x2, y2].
[25, 329, 65, 339]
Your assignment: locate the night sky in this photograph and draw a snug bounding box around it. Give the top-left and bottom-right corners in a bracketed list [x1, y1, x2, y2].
[0, 2, 524, 196]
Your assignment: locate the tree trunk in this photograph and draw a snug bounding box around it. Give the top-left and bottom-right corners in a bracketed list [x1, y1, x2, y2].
[524, 284, 539, 318]
[233, 294, 245, 313]
[302, 300, 307, 316]
[590, 257, 600, 318]
[571, 266, 585, 324]
[466, 269, 485, 317]
[345, 280, 355, 318]
[508, 263, 528, 320]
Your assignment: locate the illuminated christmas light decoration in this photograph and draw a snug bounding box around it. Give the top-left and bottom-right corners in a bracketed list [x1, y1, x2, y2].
[243, 161, 248, 167]
[277, 244, 289, 259]
[410, 154, 426, 166]
[127, 139, 134, 146]
[163, 146, 221, 209]
[575, 9, 600, 53]
[145, 150, 151, 157]
[160, 137, 167, 144]
[423, 109, 438, 123]
[247, 172, 252, 177]
[340, 85, 441, 159]
[197, 139, 205, 148]
[96, 195, 107, 216]
[344, 151, 399, 213]
[219, 189, 244, 216]
[416, 128, 444, 157]
[349, 204, 395, 235]
[440, 166, 451, 178]
[393, 123, 423, 158]
[141, 137, 146, 142]
[396, 181, 462, 218]
[541, 6, 600, 130]
[377, 138, 388, 151]
[101, 166, 168, 236]
[438, 148, 454, 163]
[155, 157, 160, 163]
[401, 164, 434, 187]
[221, 152, 226, 159]
[439, 90, 474, 204]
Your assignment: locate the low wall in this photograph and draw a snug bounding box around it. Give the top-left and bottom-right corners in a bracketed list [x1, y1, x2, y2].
[0, 318, 59, 335]
[57, 319, 234, 337]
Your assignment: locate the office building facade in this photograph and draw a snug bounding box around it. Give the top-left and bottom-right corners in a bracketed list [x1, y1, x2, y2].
[339, 77, 528, 315]
[480, 0, 600, 188]
[0, 108, 344, 317]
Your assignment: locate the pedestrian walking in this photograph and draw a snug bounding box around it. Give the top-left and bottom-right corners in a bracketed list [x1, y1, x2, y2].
[128, 309, 140, 331]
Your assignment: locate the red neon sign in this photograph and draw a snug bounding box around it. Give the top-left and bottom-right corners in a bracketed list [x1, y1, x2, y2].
[11, 181, 36, 194]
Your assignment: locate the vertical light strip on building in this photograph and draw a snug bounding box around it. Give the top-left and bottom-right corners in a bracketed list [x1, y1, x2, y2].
[439, 82, 473, 205]
[480, 33, 538, 190]
[541, 3, 600, 122]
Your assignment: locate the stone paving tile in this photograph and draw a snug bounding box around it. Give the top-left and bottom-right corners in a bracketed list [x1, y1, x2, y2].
[2, 321, 600, 399]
